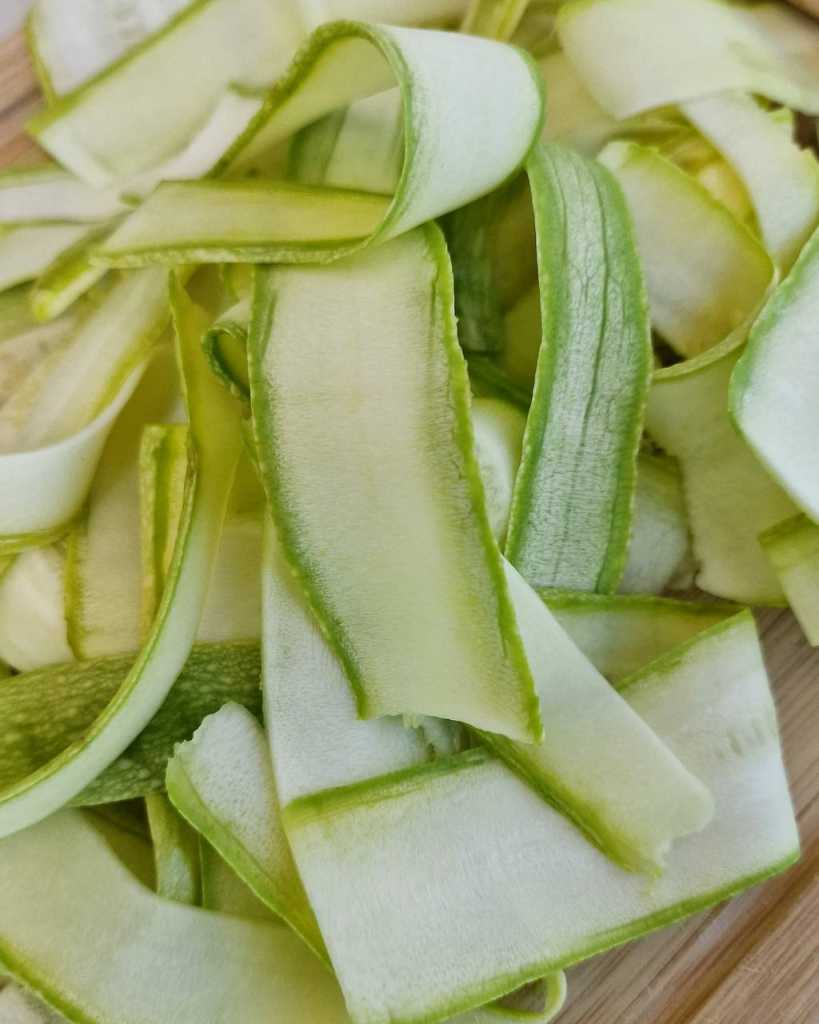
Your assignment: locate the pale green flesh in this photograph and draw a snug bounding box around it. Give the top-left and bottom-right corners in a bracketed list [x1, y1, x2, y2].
[543, 591, 738, 684]
[0, 982, 63, 1023]
[648, 349, 797, 604]
[66, 347, 180, 659]
[0, 811, 350, 1024]
[484, 561, 713, 875]
[505, 143, 650, 593]
[731, 224, 819, 523]
[460, 0, 530, 39]
[0, 165, 124, 223]
[681, 91, 819, 272]
[0, 224, 92, 294]
[557, 0, 819, 119]
[0, 277, 242, 837]
[598, 141, 773, 359]
[249, 226, 541, 742]
[166, 703, 327, 960]
[472, 397, 526, 546]
[29, 0, 305, 186]
[145, 792, 202, 905]
[0, 301, 80, 402]
[285, 614, 798, 1024]
[262, 522, 434, 809]
[0, 546, 73, 672]
[0, 642, 262, 806]
[619, 453, 693, 595]
[760, 516, 819, 646]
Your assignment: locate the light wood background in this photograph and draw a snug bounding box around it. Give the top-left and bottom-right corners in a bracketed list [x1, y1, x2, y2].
[2, 23, 818, 1024]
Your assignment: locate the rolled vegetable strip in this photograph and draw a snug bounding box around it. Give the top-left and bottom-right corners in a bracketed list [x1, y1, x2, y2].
[760, 516, 819, 646]
[199, 841, 277, 921]
[557, 0, 819, 119]
[28, 0, 305, 187]
[731, 225, 819, 524]
[285, 613, 798, 1024]
[472, 397, 526, 546]
[460, 0, 531, 39]
[0, 810, 351, 1024]
[0, 276, 242, 837]
[505, 143, 651, 593]
[681, 92, 819, 272]
[29, 224, 111, 322]
[250, 226, 541, 742]
[166, 703, 327, 958]
[599, 141, 774, 360]
[0, 290, 79, 404]
[95, 20, 544, 266]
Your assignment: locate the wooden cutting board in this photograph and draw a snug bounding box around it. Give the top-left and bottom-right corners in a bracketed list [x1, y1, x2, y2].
[2, 26, 819, 1024]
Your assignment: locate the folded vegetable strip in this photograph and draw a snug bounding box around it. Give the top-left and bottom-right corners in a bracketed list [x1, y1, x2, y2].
[96, 20, 544, 265]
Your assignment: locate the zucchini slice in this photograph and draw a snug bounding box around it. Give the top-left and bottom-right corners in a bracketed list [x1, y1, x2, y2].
[760, 515, 819, 645]
[250, 226, 541, 742]
[505, 143, 650, 593]
[166, 703, 327, 959]
[29, 223, 111, 322]
[544, 591, 738, 683]
[285, 613, 798, 1024]
[95, 20, 544, 265]
[29, 0, 304, 187]
[557, 0, 819, 119]
[460, 0, 531, 39]
[0, 810, 350, 1024]
[647, 346, 797, 604]
[598, 141, 774, 360]
[682, 92, 819, 272]
[731, 225, 819, 523]
[0, 276, 242, 837]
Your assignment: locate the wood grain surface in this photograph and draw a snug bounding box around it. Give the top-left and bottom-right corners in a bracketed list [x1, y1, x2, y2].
[2, 26, 818, 1024]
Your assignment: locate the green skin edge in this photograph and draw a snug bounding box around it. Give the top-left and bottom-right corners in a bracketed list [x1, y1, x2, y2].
[285, 743, 797, 1024]
[24, 12, 58, 107]
[0, 520, 75, 558]
[27, 0, 218, 136]
[248, 222, 542, 740]
[165, 757, 330, 964]
[88, 20, 543, 268]
[505, 144, 650, 595]
[539, 589, 742, 617]
[729, 222, 819, 484]
[201, 319, 250, 400]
